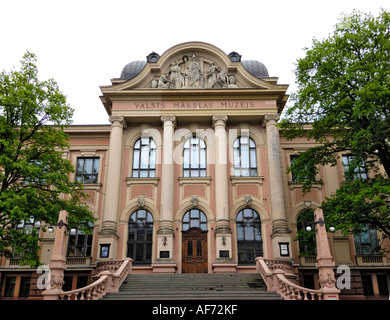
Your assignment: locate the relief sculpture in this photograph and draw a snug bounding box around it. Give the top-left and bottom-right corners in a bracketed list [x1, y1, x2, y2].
[155, 54, 237, 89]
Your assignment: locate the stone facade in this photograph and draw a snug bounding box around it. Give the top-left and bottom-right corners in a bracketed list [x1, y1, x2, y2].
[1, 42, 389, 300]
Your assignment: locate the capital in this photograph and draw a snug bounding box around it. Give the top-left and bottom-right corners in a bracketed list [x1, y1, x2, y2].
[161, 115, 176, 126]
[109, 115, 127, 130]
[263, 114, 280, 127]
[212, 115, 228, 128]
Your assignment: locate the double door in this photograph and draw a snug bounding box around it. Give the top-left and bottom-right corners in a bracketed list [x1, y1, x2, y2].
[182, 228, 208, 273]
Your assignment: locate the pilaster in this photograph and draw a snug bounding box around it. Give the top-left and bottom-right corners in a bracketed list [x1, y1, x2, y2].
[98, 115, 126, 260]
[156, 115, 176, 267]
[212, 115, 235, 269]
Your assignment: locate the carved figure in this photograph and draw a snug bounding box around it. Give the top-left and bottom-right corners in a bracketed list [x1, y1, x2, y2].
[207, 62, 217, 88]
[216, 67, 228, 88]
[228, 76, 238, 88]
[187, 55, 201, 88]
[191, 195, 199, 207]
[170, 60, 184, 89]
[158, 72, 170, 88]
[137, 196, 146, 208]
[244, 195, 252, 207]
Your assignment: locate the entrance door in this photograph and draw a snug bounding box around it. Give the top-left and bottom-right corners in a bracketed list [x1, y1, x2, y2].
[182, 228, 208, 273]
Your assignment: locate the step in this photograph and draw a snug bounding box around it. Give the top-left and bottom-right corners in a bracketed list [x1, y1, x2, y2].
[102, 273, 283, 300]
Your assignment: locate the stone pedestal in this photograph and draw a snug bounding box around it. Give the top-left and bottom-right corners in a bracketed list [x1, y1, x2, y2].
[42, 211, 69, 300]
[314, 208, 340, 300]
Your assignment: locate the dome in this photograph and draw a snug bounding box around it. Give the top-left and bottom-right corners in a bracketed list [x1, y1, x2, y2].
[242, 60, 269, 78]
[120, 60, 146, 79]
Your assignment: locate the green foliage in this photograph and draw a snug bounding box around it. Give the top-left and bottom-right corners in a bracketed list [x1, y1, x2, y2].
[279, 10, 390, 239]
[0, 52, 95, 267]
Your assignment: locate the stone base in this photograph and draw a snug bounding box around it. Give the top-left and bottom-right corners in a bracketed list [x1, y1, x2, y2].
[152, 260, 177, 273]
[212, 262, 238, 273]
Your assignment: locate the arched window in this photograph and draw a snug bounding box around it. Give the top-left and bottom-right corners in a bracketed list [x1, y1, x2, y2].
[132, 137, 156, 178]
[127, 210, 153, 264]
[233, 136, 257, 177]
[182, 209, 207, 231]
[183, 136, 206, 177]
[236, 209, 262, 264]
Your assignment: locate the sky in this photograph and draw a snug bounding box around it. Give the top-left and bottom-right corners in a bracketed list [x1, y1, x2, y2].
[0, 0, 388, 125]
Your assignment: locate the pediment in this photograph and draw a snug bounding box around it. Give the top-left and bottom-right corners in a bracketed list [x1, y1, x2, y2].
[106, 42, 283, 91]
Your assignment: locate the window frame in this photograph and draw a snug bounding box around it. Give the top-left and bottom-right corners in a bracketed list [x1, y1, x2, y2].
[127, 210, 154, 265]
[233, 136, 258, 177]
[66, 223, 94, 257]
[183, 136, 207, 178]
[342, 154, 367, 181]
[75, 157, 100, 184]
[182, 209, 207, 231]
[132, 137, 156, 178]
[236, 208, 263, 264]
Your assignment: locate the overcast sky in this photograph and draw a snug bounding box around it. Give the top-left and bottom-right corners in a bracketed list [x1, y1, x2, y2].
[1, 0, 388, 124]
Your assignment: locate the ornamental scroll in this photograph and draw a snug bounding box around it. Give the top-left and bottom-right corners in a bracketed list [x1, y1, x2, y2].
[151, 54, 238, 89]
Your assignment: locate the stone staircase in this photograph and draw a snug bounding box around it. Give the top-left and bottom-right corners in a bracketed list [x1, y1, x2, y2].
[102, 273, 283, 300]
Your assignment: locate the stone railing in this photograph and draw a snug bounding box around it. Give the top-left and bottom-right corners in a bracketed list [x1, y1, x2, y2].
[256, 257, 323, 300]
[60, 258, 132, 300]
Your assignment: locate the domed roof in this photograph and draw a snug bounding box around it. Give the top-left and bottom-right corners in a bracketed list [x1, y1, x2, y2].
[242, 60, 269, 78]
[120, 60, 146, 79]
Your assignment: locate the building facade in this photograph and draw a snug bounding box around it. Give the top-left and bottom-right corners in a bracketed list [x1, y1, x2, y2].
[1, 42, 389, 300]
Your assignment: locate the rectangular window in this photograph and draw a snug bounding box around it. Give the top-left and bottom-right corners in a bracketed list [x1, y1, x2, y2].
[4, 277, 16, 298]
[342, 155, 367, 180]
[76, 157, 100, 183]
[377, 275, 389, 296]
[18, 277, 31, 298]
[290, 154, 314, 182]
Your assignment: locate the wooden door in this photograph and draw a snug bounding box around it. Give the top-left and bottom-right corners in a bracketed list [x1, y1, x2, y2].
[182, 228, 208, 273]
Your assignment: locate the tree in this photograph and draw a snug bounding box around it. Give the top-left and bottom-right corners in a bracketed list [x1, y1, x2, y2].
[0, 52, 95, 267]
[279, 10, 390, 242]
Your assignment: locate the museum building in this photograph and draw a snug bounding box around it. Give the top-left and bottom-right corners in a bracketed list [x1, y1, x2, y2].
[1, 42, 389, 300]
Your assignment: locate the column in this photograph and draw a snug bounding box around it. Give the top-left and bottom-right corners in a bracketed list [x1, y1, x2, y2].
[264, 114, 291, 259]
[98, 115, 126, 259]
[212, 115, 235, 269]
[155, 115, 176, 269]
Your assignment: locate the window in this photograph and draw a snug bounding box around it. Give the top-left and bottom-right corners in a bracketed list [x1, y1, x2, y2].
[76, 157, 100, 183]
[361, 274, 374, 296]
[127, 210, 153, 264]
[290, 154, 315, 182]
[17, 217, 40, 234]
[296, 210, 316, 256]
[342, 155, 367, 180]
[67, 223, 94, 257]
[236, 209, 263, 264]
[377, 275, 389, 296]
[233, 136, 257, 177]
[132, 137, 156, 178]
[4, 277, 16, 298]
[182, 209, 207, 231]
[18, 277, 31, 298]
[354, 225, 380, 255]
[183, 137, 206, 177]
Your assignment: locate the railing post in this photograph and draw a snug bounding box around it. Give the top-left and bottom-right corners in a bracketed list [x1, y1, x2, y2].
[314, 208, 341, 300]
[42, 210, 69, 300]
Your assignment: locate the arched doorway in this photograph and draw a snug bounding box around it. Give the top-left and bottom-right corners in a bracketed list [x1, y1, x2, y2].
[236, 208, 263, 264]
[181, 209, 208, 273]
[127, 209, 153, 265]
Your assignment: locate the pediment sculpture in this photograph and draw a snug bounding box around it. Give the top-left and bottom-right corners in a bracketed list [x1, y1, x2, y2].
[151, 54, 238, 89]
